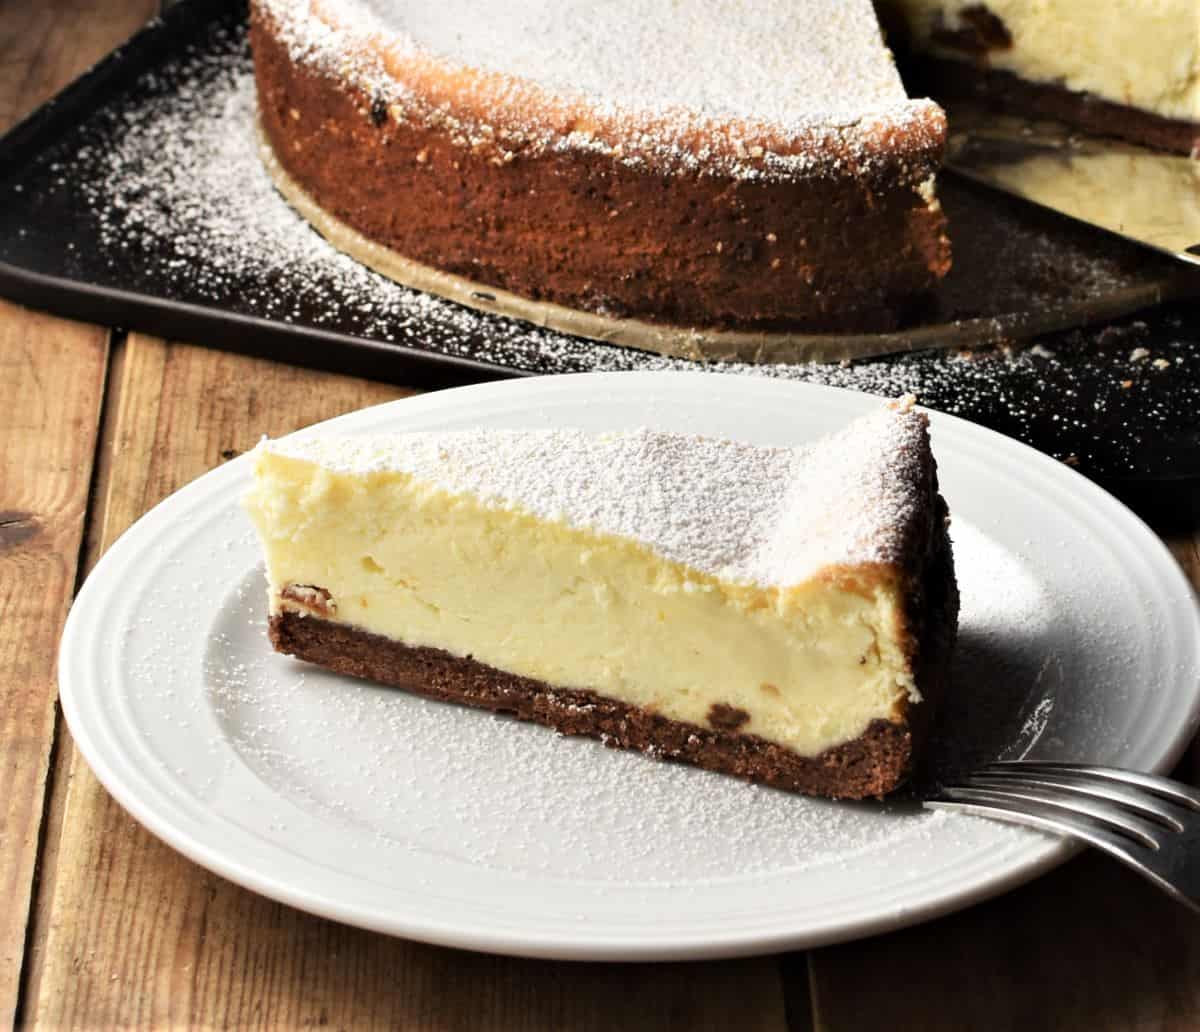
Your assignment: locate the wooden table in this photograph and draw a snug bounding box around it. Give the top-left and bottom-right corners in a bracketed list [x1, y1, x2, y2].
[4, 3, 1200, 1027]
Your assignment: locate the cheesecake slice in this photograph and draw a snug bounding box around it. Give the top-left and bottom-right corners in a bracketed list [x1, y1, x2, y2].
[244, 403, 958, 799]
[885, 0, 1200, 153]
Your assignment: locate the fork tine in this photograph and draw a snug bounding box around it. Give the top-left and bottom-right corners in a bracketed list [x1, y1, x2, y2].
[980, 762, 1200, 812]
[939, 782, 1164, 849]
[926, 787, 1152, 859]
[963, 771, 1186, 832]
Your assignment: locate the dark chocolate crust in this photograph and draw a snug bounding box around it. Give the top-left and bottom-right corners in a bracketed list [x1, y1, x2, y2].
[897, 492, 958, 767]
[912, 58, 1200, 155]
[929, 6, 1013, 55]
[249, 5, 951, 334]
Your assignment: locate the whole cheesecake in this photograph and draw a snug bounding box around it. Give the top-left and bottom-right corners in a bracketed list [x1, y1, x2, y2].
[250, 0, 951, 336]
[244, 403, 958, 800]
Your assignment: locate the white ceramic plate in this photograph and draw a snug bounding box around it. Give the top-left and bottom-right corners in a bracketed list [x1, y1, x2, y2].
[60, 373, 1200, 960]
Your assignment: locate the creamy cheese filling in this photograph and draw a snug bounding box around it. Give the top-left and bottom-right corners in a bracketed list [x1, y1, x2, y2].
[899, 0, 1200, 123]
[245, 452, 916, 758]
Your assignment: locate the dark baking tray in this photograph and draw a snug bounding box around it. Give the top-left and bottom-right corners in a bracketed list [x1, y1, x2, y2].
[2, 0, 1199, 492]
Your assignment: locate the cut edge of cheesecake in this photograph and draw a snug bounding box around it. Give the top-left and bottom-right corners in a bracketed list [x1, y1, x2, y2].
[882, 0, 1200, 154]
[243, 401, 959, 799]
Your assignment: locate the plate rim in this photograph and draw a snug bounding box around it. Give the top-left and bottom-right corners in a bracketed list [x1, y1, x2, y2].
[58, 372, 1200, 960]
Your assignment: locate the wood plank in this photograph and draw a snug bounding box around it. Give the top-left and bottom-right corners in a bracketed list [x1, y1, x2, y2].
[808, 850, 1200, 1031]
[28, 335, 794, 1030]
[0, 0, 155, 133]
[808, 486, 1200, 1031]
[0, 1, 160, 1024]
[0, 300, 108, 1028]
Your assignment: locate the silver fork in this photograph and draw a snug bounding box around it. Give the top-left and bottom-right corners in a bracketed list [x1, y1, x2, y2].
[924, 760, 1200, 914]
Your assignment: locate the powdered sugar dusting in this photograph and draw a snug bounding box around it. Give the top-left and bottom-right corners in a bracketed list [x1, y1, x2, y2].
[256, 0, 942, 182]
[362, 0, 908, 120]
[263, 405, 931, 587]
[18, 17, 1195, 479]
[95, 379, 1181, 907]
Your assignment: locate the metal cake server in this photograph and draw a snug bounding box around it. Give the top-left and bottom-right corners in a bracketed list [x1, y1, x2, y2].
[945, 105, 1200, 268]
[926, 760, 1200, 914]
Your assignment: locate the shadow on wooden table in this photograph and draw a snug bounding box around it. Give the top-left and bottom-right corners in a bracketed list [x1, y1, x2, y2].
[798, 833, 1200, 1030]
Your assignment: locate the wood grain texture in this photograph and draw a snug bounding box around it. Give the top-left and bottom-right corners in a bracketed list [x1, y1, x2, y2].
[0, 1, 158, 1025]
[807, 849, 1200, 1031]
[0, 0, 154, 134]
[26, 336, 794, 1031]
[0, 300, 108, 1029]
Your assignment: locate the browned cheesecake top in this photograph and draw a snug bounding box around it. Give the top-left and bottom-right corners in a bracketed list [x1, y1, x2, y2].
[253, 0, 946, 184]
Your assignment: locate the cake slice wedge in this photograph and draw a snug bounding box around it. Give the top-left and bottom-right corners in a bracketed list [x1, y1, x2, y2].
[243, 403, 958, 799]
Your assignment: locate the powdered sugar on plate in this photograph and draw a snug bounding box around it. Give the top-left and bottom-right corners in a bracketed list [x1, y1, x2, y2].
[63, 372, 1200, 953]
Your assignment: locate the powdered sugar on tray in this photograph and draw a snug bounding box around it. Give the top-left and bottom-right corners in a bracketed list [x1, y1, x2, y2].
[33, 19, 1198, 476]
[260, 404, 931, 586]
